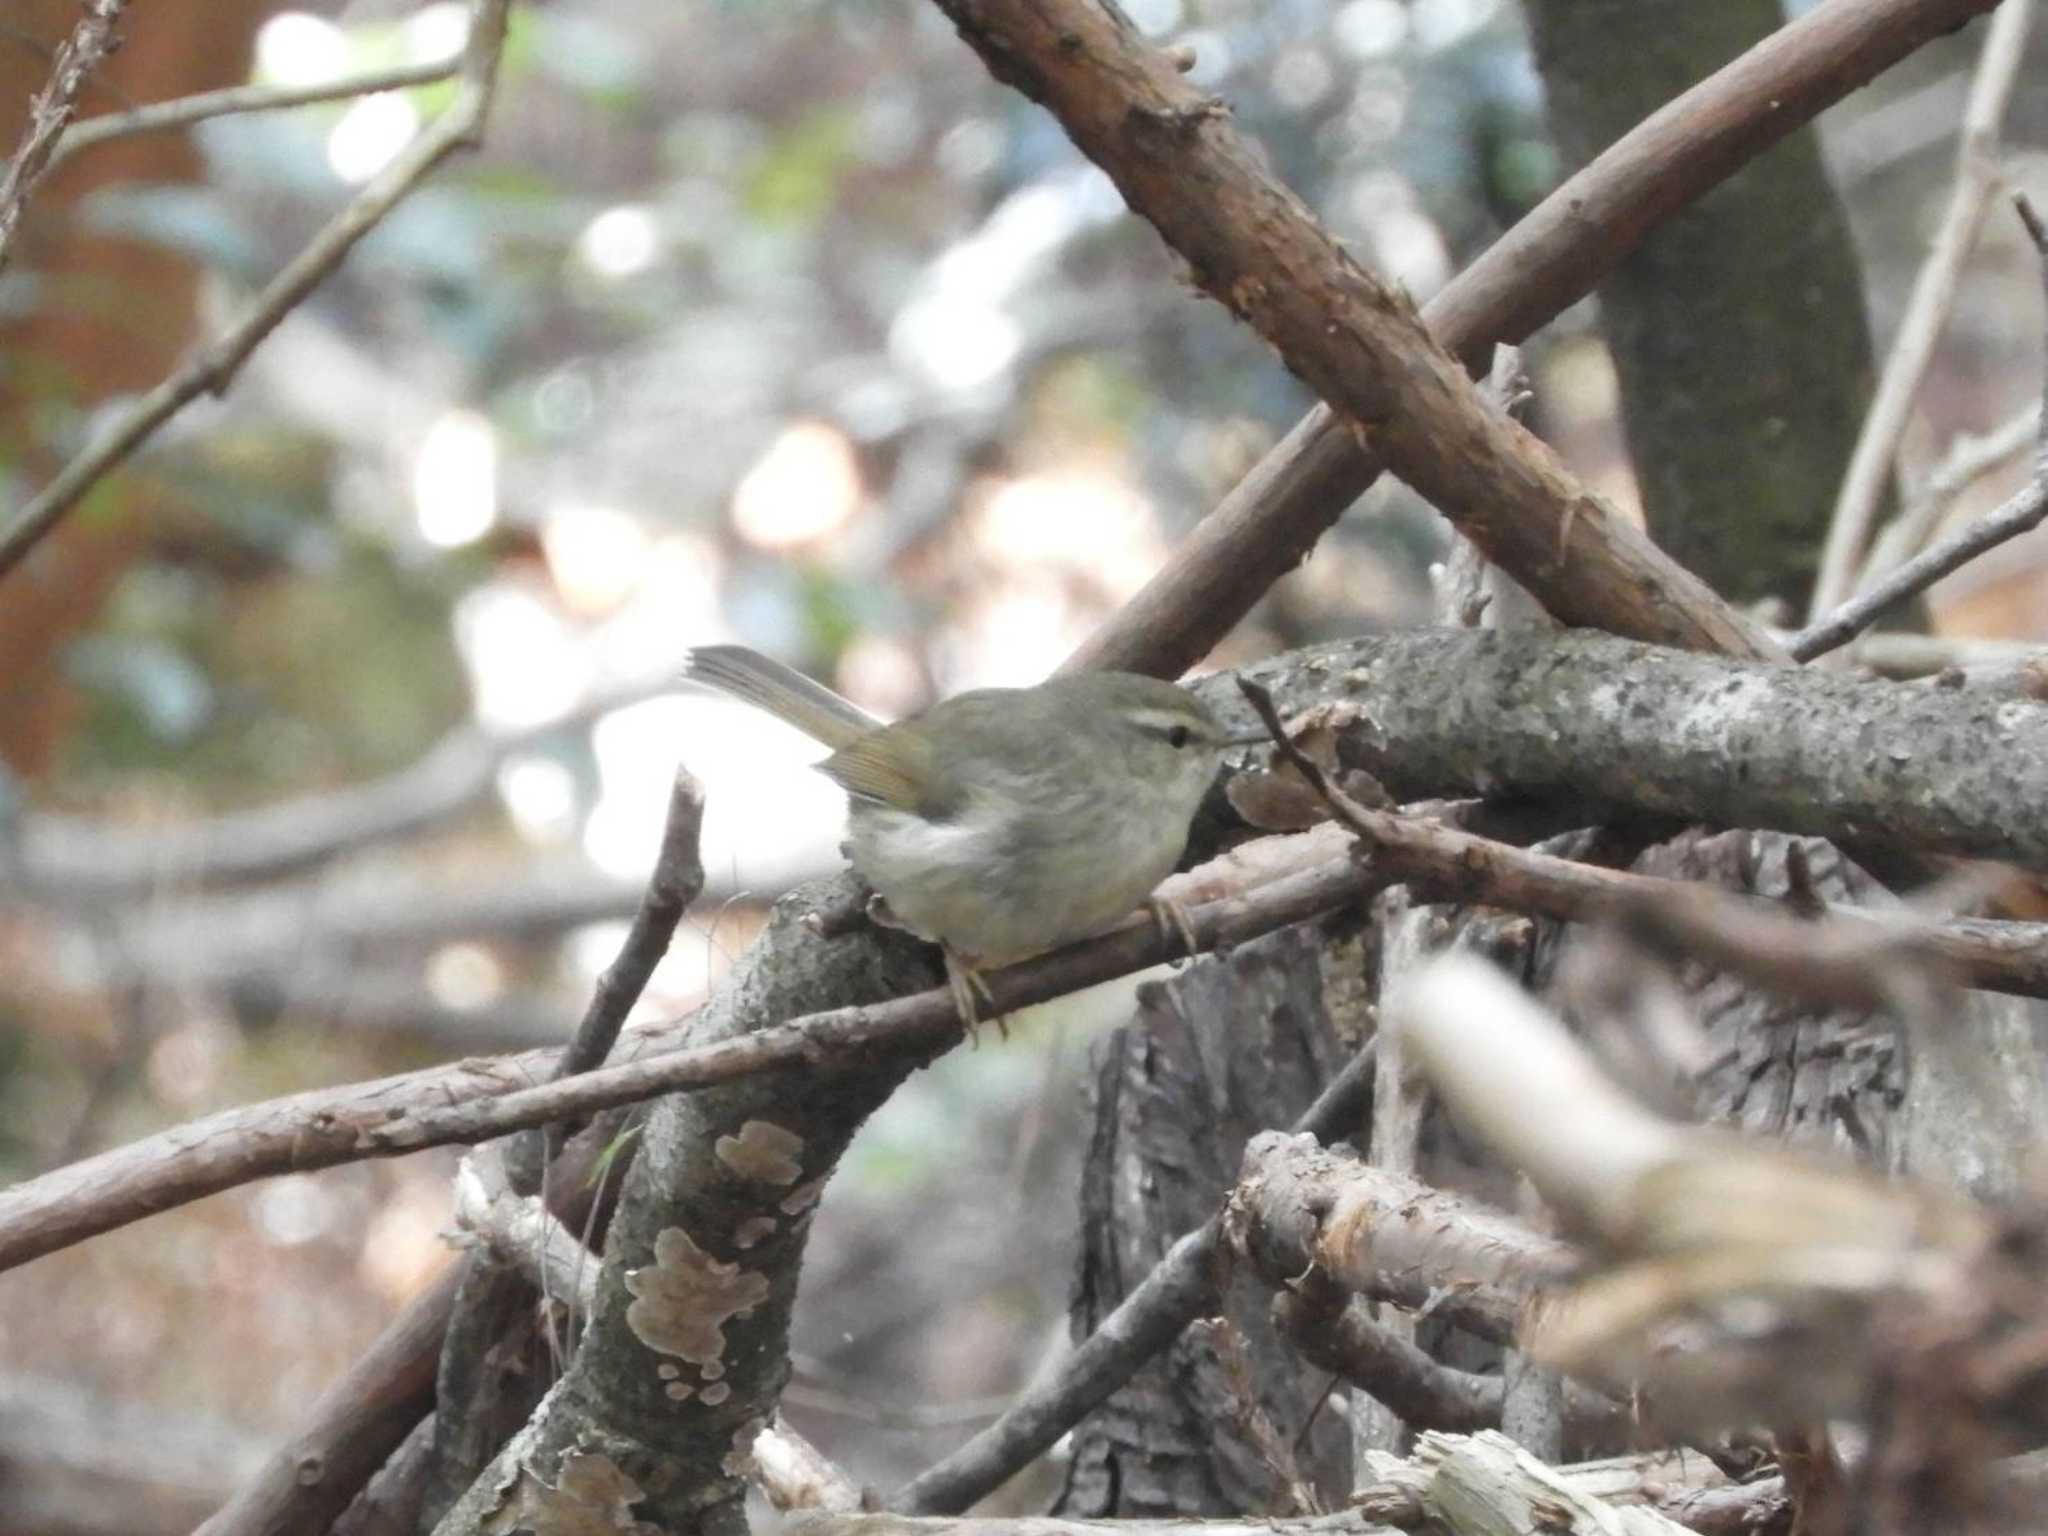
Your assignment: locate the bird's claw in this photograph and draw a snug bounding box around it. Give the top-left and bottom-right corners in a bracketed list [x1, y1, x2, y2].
[1147, 896, 1200, 962]
[944, 948, 1007, 1045]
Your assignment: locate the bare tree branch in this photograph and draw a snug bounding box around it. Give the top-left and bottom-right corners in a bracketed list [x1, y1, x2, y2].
[48, 54, 461, 170]
[510, 766, 706, 1180]
[0, 0, 126, 275]
[30, 625, 2048, 1276]
[8, 674, 678, 899]
[932, 0, 1779, 662]
[189, 1264, 463, 1536]
[1270, 1277, 1511, 1435]
[1231, 1134, 1568, 1350]
[89, 855, 764, 994]
[0, 852, 1381, 1275]
[806, 1437, 1786, 1536]
[29, 628, 2048, 1274]
[1063, 0, 2003, 679]
[409, 769, 706, 1522]
[752, 1419, 869, 1515]
[1381, 954, 2048, 1481]
[1856, 402, 2041, 592]
[1222, 629, 2048, 876]
[0, 0, 513, 580]
[451, 1151, 600, 1317]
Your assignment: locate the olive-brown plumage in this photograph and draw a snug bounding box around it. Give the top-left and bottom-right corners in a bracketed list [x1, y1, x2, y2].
[682, 645, 1232, 1016]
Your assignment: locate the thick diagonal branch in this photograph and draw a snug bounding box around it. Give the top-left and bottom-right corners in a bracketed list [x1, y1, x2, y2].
[934, 0, 1776, 661]
[1061, 0, 2000, 678]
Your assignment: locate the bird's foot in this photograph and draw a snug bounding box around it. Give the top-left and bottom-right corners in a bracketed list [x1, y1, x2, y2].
[1146, 896, 1200, 962]
[943, 947, 1007, 1044]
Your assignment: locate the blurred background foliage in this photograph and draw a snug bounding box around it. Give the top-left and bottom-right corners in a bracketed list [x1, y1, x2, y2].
[0, 0, 2042, 1529]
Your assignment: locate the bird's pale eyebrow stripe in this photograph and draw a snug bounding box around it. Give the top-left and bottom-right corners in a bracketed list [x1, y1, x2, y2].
[1127, 709, 1195, 737]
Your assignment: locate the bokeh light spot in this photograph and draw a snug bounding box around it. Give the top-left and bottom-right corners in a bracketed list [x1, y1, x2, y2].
[730, 420, 863, 549]
[413, 409, 498, 549]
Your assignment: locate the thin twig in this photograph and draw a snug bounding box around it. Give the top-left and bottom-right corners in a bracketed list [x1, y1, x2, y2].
[1794, 192, 2048, 661]
[0, 0, 128, 276]
[437, 765, 703, 1479]
[502, 766, 706, 1189]
[48, 55, 462, 171]
[1235, 677, 1380, 840]
[1855, 401, 2041, 587]
[554, 770, 707, 1085]
[1806, 0, 2036, 622]
[1794, 478, 2048, 660]
[0, 0, 512, 581]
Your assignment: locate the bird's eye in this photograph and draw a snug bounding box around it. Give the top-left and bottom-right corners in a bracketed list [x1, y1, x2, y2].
[1167, 724, 1191, 749]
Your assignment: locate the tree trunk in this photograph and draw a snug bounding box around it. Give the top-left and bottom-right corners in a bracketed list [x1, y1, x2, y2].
[1522, 0, 1880, 616]
[1055, 922, 1362, 1516]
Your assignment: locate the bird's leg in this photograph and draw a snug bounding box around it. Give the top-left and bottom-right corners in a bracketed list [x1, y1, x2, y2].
[1146, 895, 1200, 962]
[865, 894, 1006, 1043]
[943, 945, 1006, 1044]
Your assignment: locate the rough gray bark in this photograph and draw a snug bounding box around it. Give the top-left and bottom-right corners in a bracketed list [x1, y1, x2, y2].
[1206, 629, 2048, 874]
[1523, 0, 1880, 614]
[1558, 827, 2048, 1200]
[1054, 922, 1363, 1516]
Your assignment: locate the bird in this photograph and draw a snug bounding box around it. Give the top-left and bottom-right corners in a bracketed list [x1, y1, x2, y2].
[681, 644, 1240, 1028]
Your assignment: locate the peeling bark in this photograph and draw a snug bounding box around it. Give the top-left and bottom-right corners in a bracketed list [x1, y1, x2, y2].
[1057, 922, 1360, 1515]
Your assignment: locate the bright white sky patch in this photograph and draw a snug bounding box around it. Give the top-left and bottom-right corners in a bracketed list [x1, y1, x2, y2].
[426, 943, 504, 1011]
[254, 11, 348, 86]
[578, 205, 662, 279]
[413, 409, 497, 548]
[454, 582, 589, 730]
[498, 755, 579, 844]
[402, 1, 471, 62]
[1333, 0, 1408, 57]
[730, 420, 863, 549]
[328, 92, 420, 183]
[889, 295, 1021, 393]
[543, 503, 651, 614]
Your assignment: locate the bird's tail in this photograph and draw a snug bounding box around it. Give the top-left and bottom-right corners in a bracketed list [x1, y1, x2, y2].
[681, 645, 882, 749]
